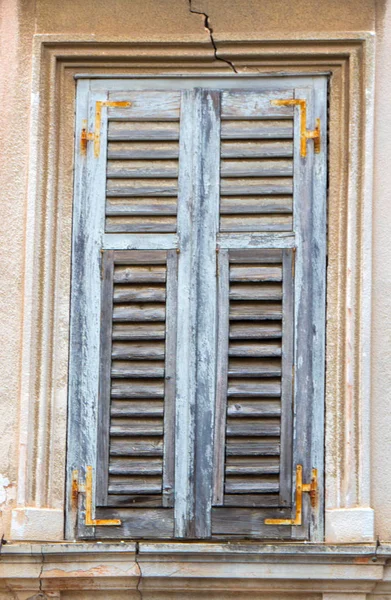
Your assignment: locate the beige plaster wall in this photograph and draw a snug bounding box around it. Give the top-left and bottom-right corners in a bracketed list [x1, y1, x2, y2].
[0, 0, 35, 536]
[372, 0, 391, 540]
[2, 0, 391, 542]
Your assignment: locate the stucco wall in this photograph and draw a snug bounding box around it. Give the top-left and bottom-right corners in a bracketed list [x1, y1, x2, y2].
[2, 0, 391, 545]
[372, 0, 391, 540]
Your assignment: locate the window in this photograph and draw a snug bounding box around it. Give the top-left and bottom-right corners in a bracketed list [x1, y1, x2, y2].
[67, 76, 327, 540]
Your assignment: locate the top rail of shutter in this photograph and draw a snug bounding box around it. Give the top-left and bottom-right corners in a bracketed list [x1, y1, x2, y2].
[108, 91, 181, 120]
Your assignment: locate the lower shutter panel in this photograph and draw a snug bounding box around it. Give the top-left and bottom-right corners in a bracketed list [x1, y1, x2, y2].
[95, 250, 177, 536]
[212, 248, 294, 537]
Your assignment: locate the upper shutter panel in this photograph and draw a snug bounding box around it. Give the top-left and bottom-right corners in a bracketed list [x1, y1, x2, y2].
[106, 92, 181, 233]
[96, 250, 177, 522]
[220, 91, 294, 233]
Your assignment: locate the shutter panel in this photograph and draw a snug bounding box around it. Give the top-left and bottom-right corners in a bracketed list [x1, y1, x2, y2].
[220, 91, 294, 233]
[94, 249, 177, 537]
[211, 85, 326, 539]
[105, 91, 180, 233]
[212, 249, 294, 537]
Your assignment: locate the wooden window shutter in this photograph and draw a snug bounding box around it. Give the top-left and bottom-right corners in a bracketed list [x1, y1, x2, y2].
[68, 78, 327, 542]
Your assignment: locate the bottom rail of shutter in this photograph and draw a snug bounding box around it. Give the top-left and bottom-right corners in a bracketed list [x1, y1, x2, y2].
[92, 508, 174, 539]
[212, 507, 293, 539]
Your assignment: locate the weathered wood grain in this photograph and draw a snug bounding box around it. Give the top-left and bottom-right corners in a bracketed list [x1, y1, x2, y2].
[112, 322, 166, 340]
[113, 284, 166, 303]
[96, 250, 115, 506]
[229, 322, 282, 339]
[221, 177, 293, 196]
[106, 216, 177, 233]
[112, 341, 165, 359]
[162, 250, 178, 507]
[221, 90, 294, 118]
[220, 215, 293, 233]
[107, 159, 179, 178]
[108, 121, 180, 141]
[111, 360, 165, 378]
[110, 418, 163, 436]
[225, 479, 280, 494]
[111, 399, 164, 417]
[230, 265, 282, 282]
[229, 301, 282, 320]
[113, 265, 166, 283]
[220, 196, 292, 214]
[229, 283, 282, 301]
[107, 178, 178, 196]
[221, 140, 293, 158]
[229, 341, 282, 357]
[108, 91, 181, 120]
[110, 437, 164, 456]
[111, 379, 165, 398]
[106, 197, 177, 216]
[108, 141, 179, 159]
[108, 479, 162, 495]
[228, 359, 282, 377]
[221, 159, 293, 178]
[112, 303, 165, 321]
[221, 119, 293, 140]
[211, 506, 292, 538]
[226, 439, 280, 456]
[226, 418, 281, 437]
[225, 457, 280, 474]
[228, 379, 281, 397]
[213, 250, 229, 505]
[109, 457, 163, 475]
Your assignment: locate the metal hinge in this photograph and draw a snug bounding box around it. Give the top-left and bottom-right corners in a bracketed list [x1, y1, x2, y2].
[265, 464, 317, 526]
[80, 100, 132, 158]
[72, 465, 121, 527]
[271, 98, 321, 157]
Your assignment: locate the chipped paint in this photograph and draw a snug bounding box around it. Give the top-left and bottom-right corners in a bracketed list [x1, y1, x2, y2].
[0, 475, 10, 504]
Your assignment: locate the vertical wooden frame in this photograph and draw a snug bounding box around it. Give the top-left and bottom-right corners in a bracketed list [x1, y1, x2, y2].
[96, 250, 115, 506]
[66, 83, 109, 539]
[162, 249, 178, 507]
[279, 249, 295, 507]
[292, 81, 327, 541]
[213, 249, 230, 506]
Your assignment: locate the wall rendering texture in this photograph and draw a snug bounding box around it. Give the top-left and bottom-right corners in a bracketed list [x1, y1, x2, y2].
[1, 0, 391, 548]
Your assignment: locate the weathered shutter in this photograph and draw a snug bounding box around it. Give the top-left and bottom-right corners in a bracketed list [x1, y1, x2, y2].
[68, 78, 327, 541]
[210, 85, 327, 539]
[68, 87, 182, 539]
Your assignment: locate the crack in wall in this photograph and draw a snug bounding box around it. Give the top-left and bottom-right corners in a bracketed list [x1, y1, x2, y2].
[188, 0, 237, 72]
[135, 541, 143, 600]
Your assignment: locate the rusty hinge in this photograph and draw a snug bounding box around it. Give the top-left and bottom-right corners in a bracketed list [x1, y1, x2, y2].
[72, 465, 121, 527]
[271, 98, 321, 158]
[80, 100, 132, 158]
[265, 464, 317, 526]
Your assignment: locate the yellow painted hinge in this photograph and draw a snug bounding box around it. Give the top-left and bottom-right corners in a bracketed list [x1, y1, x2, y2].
[265, 464, 318, 526]
[72, 465, 121, 527]
[80, 100, 132, 158]
[271, 98, 321, 158]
